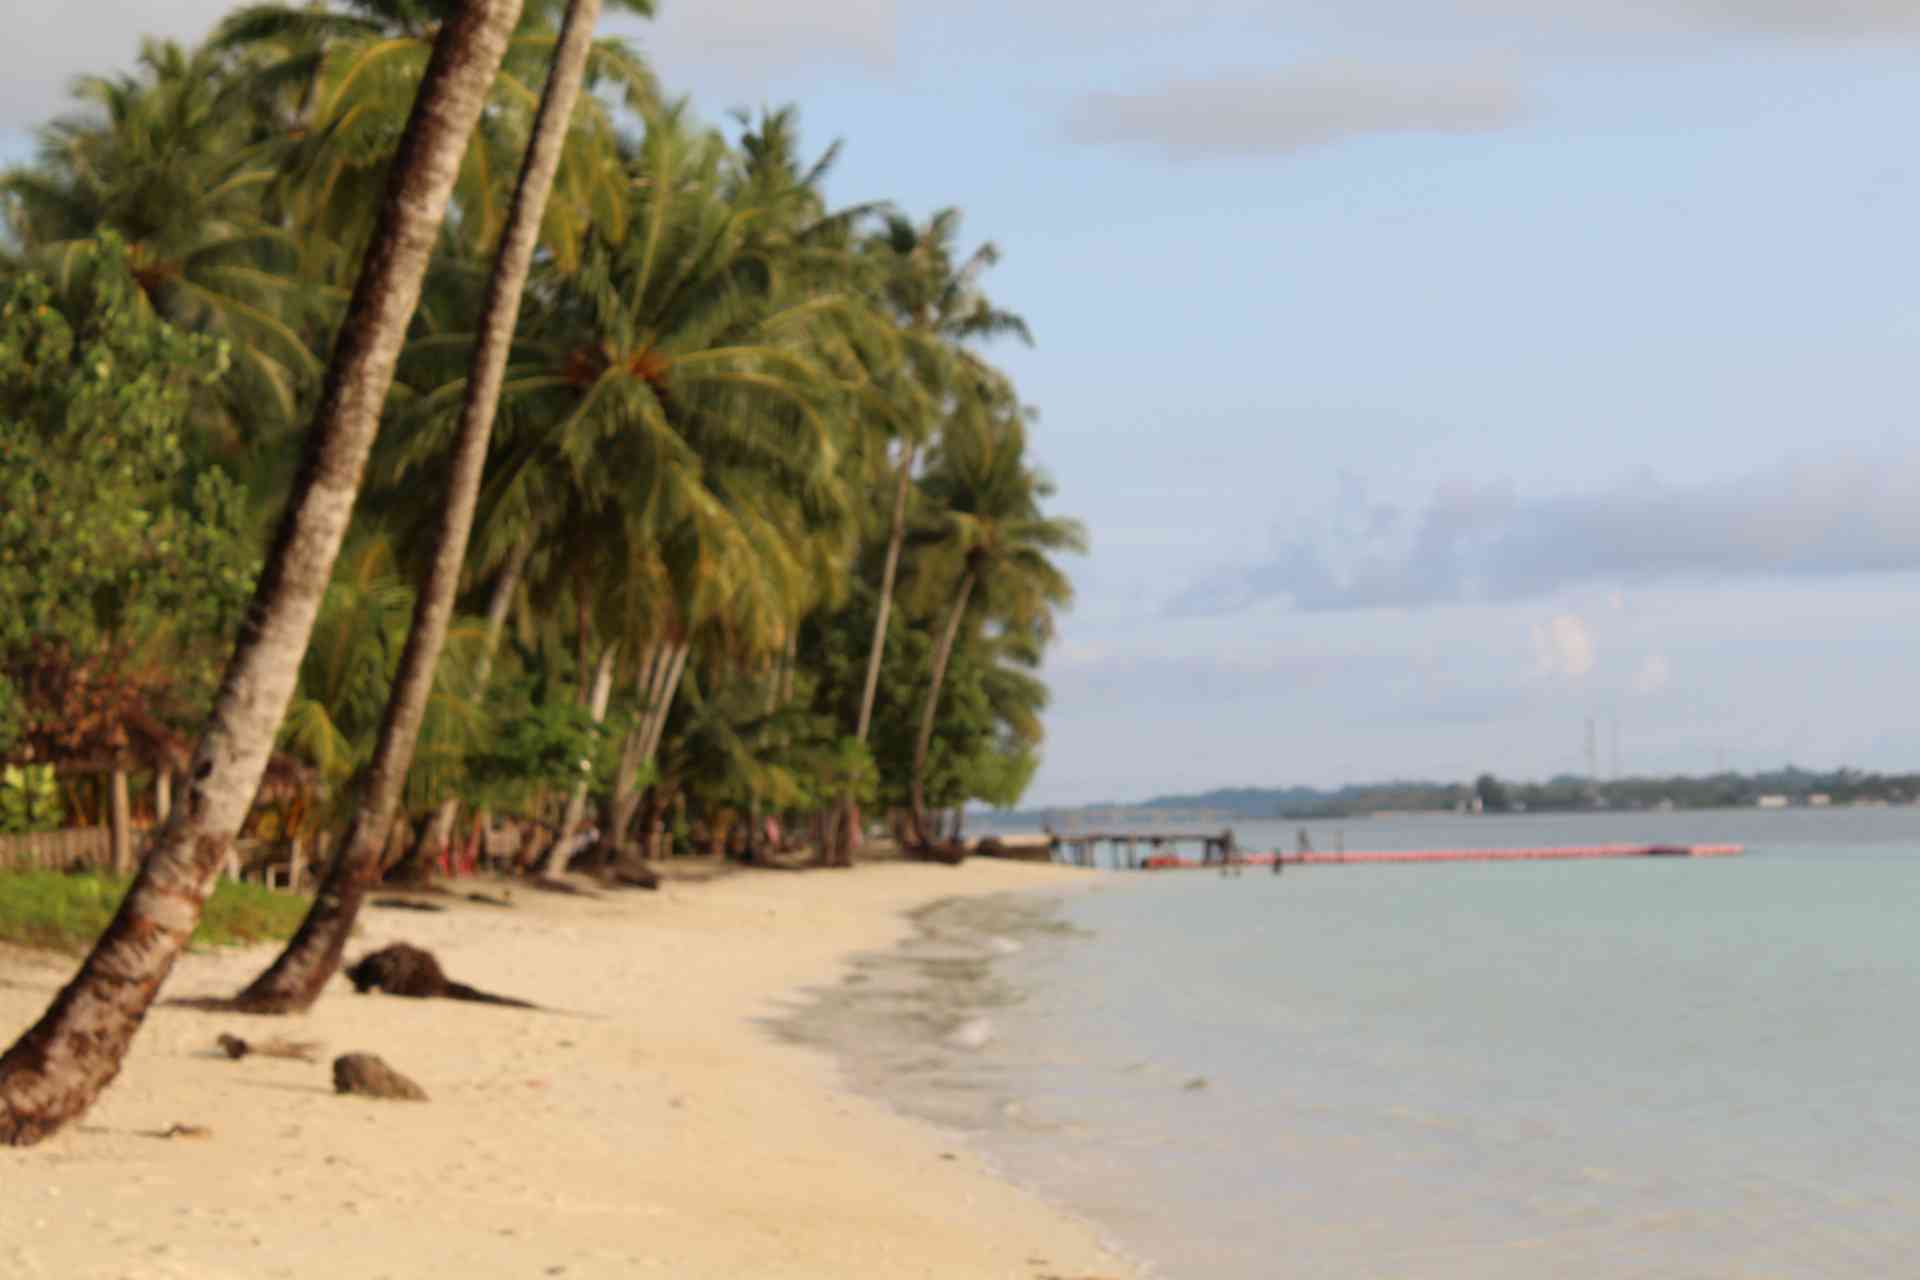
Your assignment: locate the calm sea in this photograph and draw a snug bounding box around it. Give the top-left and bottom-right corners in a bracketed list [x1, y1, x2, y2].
[778, 808, 1920, 1279]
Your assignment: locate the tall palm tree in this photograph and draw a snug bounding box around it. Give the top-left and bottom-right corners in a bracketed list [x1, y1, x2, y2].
[235, 0, 628, 1012]
[213, 0, 653, 265]
[0, 0, 525, 1146]
[905, 408, 1083, 845]
[831, 208, 1030, 862]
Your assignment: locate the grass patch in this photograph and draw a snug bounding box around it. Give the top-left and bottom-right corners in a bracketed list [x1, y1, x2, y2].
[0, 870, 310, 954]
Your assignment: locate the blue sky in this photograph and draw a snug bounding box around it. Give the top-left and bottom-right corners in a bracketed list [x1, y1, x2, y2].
[10, 2, 1920, 805]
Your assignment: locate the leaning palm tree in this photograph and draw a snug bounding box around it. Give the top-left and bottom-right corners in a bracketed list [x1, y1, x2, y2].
[234, 0, 629, 1013]
[0, 0, 525, 1145]
[904, 407, 1084, 846]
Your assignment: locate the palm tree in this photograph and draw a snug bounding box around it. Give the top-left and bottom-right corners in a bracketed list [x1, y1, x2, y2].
[4, 38, 327, 444]
[0, 0, 525, 1146]
[235, 0, 628, 1012]
[905, 408, 1083, 845]
[454, 113, 849, 867]
[213, 0, 653, 265]
[831, 208, 1030, 862]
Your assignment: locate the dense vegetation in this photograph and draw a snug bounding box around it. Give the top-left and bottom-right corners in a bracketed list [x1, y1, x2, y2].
[0, 3, 1082, 871]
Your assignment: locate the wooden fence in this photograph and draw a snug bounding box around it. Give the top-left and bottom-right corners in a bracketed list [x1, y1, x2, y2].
[0, 827, 114, 872]
[0, 828, 293, 887]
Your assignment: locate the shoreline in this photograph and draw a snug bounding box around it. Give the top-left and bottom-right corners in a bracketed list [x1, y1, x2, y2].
[0, 859, 1139, 1279]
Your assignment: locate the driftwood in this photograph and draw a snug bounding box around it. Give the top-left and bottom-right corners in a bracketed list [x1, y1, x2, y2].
[906, 840, 968, 866]
[345, 943, 537, 1009]
[332, 1052, 428, 1101]
[521, 874, 601, 897]
[216, 1033, 322, 1062]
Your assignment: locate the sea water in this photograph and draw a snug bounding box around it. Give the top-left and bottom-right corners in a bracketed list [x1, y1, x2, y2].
[777, 808, 1920, 1278]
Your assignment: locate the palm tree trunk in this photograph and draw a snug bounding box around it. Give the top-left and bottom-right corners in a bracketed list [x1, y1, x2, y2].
[605, 719, 649, 853]
[0, 0, 523, 1143]
[831, 442, 918, 864]
[234, 0, 603, 1011]
[855, 441, 916, 745]
[543, 642, 617, 874]
[108, 769, 133, 875]
[640, 643, 690, 761]
[909, 568, 976, 847]
[414, 533, 533, 872]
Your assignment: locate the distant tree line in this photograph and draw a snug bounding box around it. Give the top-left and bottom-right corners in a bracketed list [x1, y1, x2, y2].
[1097, 766, 1920, 819]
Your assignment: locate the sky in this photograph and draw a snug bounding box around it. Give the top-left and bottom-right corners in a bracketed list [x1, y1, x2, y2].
[9, 2, 1920, 806]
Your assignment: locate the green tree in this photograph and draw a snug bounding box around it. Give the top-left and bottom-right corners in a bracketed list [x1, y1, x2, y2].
[0, 0, 525, 1146]
[0, 238, 255, 862]
[905, 408, 1082, 844]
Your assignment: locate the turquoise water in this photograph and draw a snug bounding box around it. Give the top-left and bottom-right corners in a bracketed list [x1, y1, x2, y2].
[786, 809, 1920, 1278]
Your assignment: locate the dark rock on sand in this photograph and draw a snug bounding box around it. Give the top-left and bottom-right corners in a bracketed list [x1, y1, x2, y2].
[345, 942, 537, 1009]
[332, 1052, 429, 1101]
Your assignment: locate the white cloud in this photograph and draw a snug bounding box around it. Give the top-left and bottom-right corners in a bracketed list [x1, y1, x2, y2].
[1532, 613, 1596, 679]
[1170, 451, 1920, 616]
[1064, 60, 1530, 159]
[1631, 654, 1672, 695]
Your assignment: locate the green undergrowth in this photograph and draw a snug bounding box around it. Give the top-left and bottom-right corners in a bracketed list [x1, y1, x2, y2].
[0, 870, 310, 954]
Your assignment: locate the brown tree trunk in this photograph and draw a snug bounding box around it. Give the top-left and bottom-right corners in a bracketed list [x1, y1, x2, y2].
[233, 0, 604, 1012]
[415, 534, 532, 872]
[543, 641, 616, 874]
[108, 769, 133, 875]
[909, 568, 976, 847]
[855, 442, 915, 744]
[0, 0, 523, 1145]
[836, 441, 918, 866]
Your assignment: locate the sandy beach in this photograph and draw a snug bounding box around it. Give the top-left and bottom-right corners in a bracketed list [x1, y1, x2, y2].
[0, 860, 1137, 1280]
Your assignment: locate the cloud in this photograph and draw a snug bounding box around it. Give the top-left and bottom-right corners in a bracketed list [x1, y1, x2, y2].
[0, 1, 235, 129]
[1029, 0, 1920, 43]
[1168, 452, 1920, 616]
[1064, 60, 1530, 159]
[1532, 613, 1596, 679]
[630, 0, 896, 83]
[0, 3, 900, 134]
[1632, 654, 1672, 695]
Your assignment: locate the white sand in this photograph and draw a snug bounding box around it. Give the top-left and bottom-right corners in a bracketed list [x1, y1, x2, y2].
[0, 861, 1137, 1279]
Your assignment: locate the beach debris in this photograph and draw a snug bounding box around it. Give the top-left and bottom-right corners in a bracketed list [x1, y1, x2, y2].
[145, 1123, 213, 1140]
[605, 865, 660, 891]
[371, 897, 449, 913]
[216, 1033, 322, 1062]
[1182, 1076, 1209, 1092]
[345, 942, 538, 1008]
[907, 839, 968, 866]
[522, 874, 602, 898]
[332, 1052, 428, 1102]
[465, 891, 515, 908]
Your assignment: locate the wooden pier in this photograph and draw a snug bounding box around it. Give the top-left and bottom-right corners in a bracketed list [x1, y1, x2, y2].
[1049, 829, 1240, 869]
